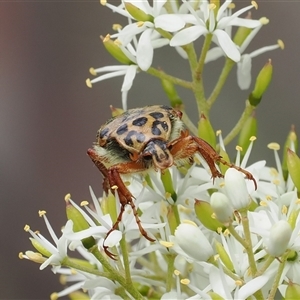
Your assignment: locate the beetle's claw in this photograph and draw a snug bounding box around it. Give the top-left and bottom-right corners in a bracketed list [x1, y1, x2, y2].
[103, 245, 118, 260]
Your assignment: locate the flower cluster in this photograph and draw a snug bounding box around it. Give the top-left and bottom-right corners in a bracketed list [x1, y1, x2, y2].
[21, 0, 300, 299]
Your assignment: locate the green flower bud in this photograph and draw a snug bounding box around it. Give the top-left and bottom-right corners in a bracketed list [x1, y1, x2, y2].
[29, 237, 52, 258]
[285, 281, 300, 299]
[233, 15, 253, 47]
[218, 147, 230, 175]
[110, 105, 124, 117]
[238, 115, 257, 158]
[161, 78, 183, 108]
[124, 2, 153, 22]
[65, 195, 95, 249]
[249, 59, 273, 107]
[288, 207, 300, 230]
[101, 191, 118, 222]
[194, 200, 225, 232]
[68, 291, 90, 300]
[282, 126, 298, 180]
[161, 169, 177, 201]
[102, 34, 132, 65]
[167, 205, 179, 235]
[215, 240, 234, 272]
[286, 148, 300, 192]
[207, 292, 224, 300]
[198, 114, 216, 149]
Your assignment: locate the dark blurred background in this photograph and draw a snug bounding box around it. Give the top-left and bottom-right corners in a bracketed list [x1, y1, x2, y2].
[1, 1, 299, 299]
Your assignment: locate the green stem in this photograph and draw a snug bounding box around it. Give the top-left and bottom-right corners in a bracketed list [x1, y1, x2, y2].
[207, 58, 236, 108]
[147, 67, 193, 89]
[90, 245, 144, 300]
[256, 256, 275, 277]
[221, 100, 255, 147]
[119, 236, 132, 285]
[166, 254, 176, 292]
[267, 252, 289, 300]
[182, 111, 198, 136]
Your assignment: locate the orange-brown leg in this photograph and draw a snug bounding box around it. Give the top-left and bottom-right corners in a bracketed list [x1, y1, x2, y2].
[168, 131, 257, 189]
[87, 149, 155, 259]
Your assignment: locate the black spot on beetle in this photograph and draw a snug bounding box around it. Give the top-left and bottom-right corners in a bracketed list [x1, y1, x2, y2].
[132, 117, 148, 127]
[116, 123, 128, 135]
[124, 130, 145, 146]
[149, 111, 164, 119]
[151, 120, 169, 135]
[99, 127, 110, 139]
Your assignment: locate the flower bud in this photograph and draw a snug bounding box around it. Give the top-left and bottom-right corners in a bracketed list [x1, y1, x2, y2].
[161, 169, 177, 202]
[224, 168, 250, 210]
[102, 34, 132, 65]
[207, 292, 224, 300]
[282, 126, 298, 180]
[69, 291, 90, 300]
[218, 147, 230, 175]
[124, 2, 153, 22]
[29, 238, 52, 258]
[233, 15, 252, 47]
[285, 281, 300, 299]
[265, 220, 292, 257]
[287, 148, 300, 191]
[198, 113, 216, 149]
[167, 205, 179, 235]
[110, 105, 124, 117]
[161, 79, 183, 108]
[238, 114, 257, 158]
[101, 191, 118, 222]
[175, 221, 214, 261]
[194, 200, 225, 231]
[65, 196, 95, 249]
[215, 240, 234, 272]
[249, 59, 273, 107]
[210, 192, 233, 224]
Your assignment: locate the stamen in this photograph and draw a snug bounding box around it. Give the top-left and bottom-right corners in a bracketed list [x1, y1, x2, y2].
[80, 201, 89, 206]
[278, 39, 285, 49]
[38, 210, 46, 217]
[86, 79, 92, 88]
[251, 1, 258, 10]
[267, 142, 280, 150]
[64, 193, 71, 201]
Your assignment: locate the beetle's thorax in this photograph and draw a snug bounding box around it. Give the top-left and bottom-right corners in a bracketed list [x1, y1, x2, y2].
[143, 139, 173, 170]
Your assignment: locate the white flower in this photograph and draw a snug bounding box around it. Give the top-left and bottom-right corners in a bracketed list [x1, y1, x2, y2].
[87, 64, 138, 111]
[104, 0, 170, 71]
[156, 0, 261, 62]
[210, 192, 233, 224]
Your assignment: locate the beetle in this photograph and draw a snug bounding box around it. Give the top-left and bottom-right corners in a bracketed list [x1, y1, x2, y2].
[87, 105, 256, 258]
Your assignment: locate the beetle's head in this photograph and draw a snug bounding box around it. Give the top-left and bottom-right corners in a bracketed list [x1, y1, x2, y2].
[143, 139, 173, 170]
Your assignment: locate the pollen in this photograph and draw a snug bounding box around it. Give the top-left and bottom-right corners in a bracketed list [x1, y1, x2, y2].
[86, 79, 92, 88]
[89, 68, 97, 76]
[249, 136, 257, 142]
[80, 201, 89, 206]
[296, 198, 300, 204]
[64, 193, 71, 201]
[160, 240, 174, 248]
[235, 279, 243, 286]
[100, 0, 106, 6]
[38, 210, 46, 217]
[281, 205, 288, 215]
[251, 1, 258, 10]
[112, 24, 122, 31]
[267, 142, 280, 150]
[19, 252, 24, 259]
[137, 21, 144, 27]
[216, 130, 222, 136]
[228, 3, 235, 9]
[259, 17, 269, 25]
[102, 34, 110, 42]
[24, 224, 30, 231]
[111, 185, 118, 190]
[180, 278, 190, 285]
[174, 270, 181, 276]
[236, 145, 243, 152]
[260, 200, 268, 207]
[50, 292, 59, 300]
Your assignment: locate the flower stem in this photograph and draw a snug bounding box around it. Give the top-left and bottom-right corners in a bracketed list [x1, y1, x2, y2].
[207, 58, 235, 108]
[147, 67, 192, 89]
[90, 245, 144, 300]
[166, 253, 176, 292]
[267, 252, 289, 300]
[120, 235, 132, 285]
[221, 100, 255, 147]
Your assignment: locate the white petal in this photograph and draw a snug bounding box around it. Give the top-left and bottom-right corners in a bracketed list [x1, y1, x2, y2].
[170, 25, 208, 47]
[205, 46, 224, 63]
[154, 14, 185, 32]
[136, 28, 154, 71]
[151, 38, 169, 49]
[237, 54, 252, 90]
[213, 29, 240, 62]
[121, 65, 137, 91]
[153, 0, 167, 16]
[238, 275, 269, 299]
[104, 230, 122, 247]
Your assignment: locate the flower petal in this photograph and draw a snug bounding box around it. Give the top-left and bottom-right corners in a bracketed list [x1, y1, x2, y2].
[213, 29, 240, 62]
[170, 25, 208, 47]
[136, 28, 154, 71]
[154, 14, 185, 32]
[237, 54, 252, 90]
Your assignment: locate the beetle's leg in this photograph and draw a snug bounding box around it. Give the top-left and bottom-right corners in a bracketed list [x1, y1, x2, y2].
[168, 131, 257, 189]
[87, 148, 110, 193]
[87, 148, 155, 258]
